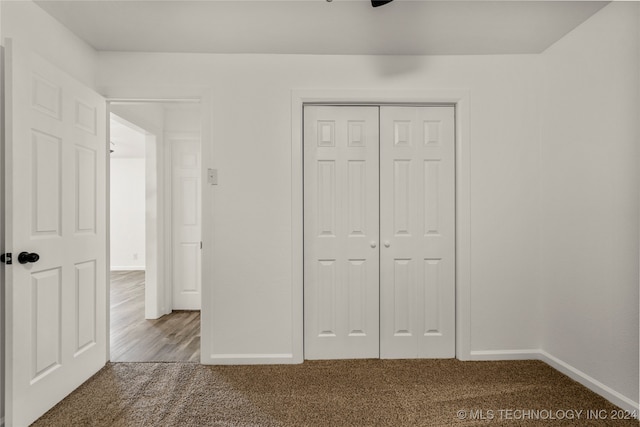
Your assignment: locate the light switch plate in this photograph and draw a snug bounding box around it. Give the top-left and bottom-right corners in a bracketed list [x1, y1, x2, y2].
[208, 168, 218, 185]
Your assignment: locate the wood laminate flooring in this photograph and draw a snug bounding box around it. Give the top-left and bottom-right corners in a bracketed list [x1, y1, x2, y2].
[110, 270, 200, 362]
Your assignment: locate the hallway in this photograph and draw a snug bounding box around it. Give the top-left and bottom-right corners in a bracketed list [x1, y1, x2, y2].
[110, 271, 200, 362]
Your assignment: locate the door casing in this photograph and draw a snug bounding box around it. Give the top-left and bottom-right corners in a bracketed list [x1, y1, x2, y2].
[106, 102, 204, 318]
[102, 92, 213, 366]
[291, 89, 472, 363]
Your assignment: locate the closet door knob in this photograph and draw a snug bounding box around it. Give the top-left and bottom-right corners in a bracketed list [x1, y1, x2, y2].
[370, 241, 377, 248]
[384, 241, 391, 248]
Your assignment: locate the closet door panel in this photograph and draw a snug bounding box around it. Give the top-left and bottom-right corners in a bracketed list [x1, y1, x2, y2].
[380, 106, 455, 359]
[304, 106, 380, 359]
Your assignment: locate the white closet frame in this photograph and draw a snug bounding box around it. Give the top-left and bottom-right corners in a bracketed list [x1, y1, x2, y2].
[291, 89, 472, 363]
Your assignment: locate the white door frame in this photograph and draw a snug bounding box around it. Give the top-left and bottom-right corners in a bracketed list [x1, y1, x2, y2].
[103, 90, 213, 365]
[291, 89, 472, 363]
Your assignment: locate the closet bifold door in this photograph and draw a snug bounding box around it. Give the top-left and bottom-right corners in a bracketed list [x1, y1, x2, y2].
[379, 106, 456, 359]
[303, 106, 380, 359]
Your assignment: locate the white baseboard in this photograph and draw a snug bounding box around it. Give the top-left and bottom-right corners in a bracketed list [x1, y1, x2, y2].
[205, 353, 296, 365]
[469, 349, 540, 360]
[467, 348, 639, 417]
[538, 350, 639, 416]
[110, 266, 145, 271]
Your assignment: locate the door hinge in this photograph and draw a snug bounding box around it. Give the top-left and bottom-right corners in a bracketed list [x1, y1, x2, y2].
[1, 252, 13, 265]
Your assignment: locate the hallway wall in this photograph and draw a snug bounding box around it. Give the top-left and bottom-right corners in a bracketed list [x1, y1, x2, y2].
[110, 158, 146, 270]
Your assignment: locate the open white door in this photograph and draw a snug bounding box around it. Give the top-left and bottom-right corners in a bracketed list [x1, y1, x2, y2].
[4, 39, 107, 426]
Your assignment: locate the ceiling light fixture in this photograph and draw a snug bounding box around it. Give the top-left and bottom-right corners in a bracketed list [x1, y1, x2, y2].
[371, 0, 394, 7]
[325, 0, 394, 7]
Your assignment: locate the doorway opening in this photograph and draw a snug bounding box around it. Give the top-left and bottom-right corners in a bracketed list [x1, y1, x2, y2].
[108, 101, 202, 362]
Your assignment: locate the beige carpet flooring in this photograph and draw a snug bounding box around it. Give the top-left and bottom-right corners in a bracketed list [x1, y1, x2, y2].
[32, 360, 638, 426]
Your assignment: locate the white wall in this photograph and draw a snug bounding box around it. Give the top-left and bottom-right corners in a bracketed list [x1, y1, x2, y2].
[97, 53, 542, 358]
[164, 105, 201, 133]
[1, 2, 98, 424]
[540, 2, 640, 406]
[144, 133, 163, 318]
[0, 1, 97, 88]
[110, 159, 146, 270]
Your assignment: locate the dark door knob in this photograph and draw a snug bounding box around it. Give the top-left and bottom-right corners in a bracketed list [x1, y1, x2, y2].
[18, 252, 40, 264]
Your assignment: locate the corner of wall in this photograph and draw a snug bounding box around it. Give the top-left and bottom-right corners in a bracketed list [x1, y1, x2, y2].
[533, 51, 545, 352]
[467, 349, 639, 415]
[538, 351, 640, 415]
[536, 0, 640, 409]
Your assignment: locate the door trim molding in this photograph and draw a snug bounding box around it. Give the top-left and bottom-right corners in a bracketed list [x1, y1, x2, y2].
[291, 89, 472, 363]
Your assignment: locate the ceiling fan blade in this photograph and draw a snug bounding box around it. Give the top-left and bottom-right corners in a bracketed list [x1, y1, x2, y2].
[371, 0, 394, 7]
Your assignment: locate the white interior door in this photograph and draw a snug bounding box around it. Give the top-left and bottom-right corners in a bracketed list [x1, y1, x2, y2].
[4, 39, 107, 426]
[170, 135, 201, 310]
[380, 106, 455, 358]
[304, 106, 380, 359]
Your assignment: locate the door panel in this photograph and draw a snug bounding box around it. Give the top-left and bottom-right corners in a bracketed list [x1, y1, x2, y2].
[170, 136, 201, 310]
[380, 106, 455, 359]
[304, 106, 380, 359]
[5, 40, 107, 426]
[303, 105, 454, 360]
